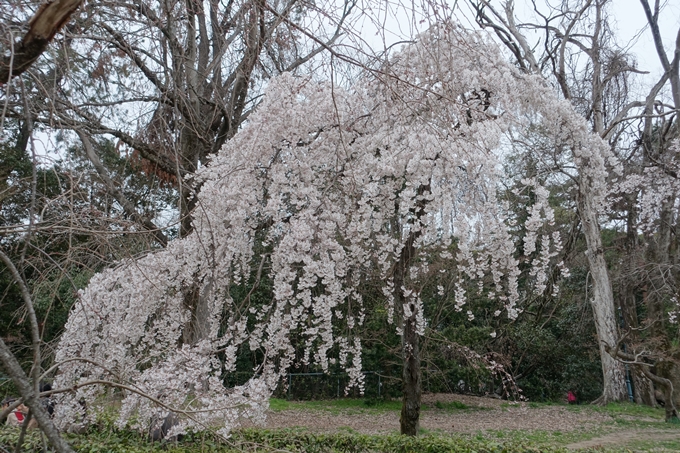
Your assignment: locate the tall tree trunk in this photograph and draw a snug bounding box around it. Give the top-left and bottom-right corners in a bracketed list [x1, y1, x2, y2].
[579, 2, 628, 403]
[578, 180, 629, 403]
[394, 234, 421, 436]
[394, 184, 429, 435]
[400, 302, 421, 436]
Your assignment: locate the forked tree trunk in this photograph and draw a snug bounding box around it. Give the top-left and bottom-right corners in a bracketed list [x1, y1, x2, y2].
[578, 180, 628, 403]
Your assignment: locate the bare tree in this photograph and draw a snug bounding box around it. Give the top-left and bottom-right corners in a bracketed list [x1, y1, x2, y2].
[463, 0, 659, 404]
[603, 0, 680, 420]
[4, 0, 354, 238]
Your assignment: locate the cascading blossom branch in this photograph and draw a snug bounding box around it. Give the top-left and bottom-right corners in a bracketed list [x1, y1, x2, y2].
[612, 138, 680, 233]
[54, 22, 608, 436]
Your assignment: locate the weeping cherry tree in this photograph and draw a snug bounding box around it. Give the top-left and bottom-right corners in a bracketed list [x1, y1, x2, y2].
[53, 22, 613, 437]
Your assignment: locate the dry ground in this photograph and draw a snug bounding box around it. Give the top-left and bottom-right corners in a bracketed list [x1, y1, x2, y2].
[266, 393, 611, 434]
[260, 393, 680, 451]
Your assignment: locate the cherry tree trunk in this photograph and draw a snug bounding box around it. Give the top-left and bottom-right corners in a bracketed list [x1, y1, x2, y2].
[182, 279, 214, 345]
[395, 186, 428, 435]
[400, 312, 421, 436]
[578, 182, 628, 403]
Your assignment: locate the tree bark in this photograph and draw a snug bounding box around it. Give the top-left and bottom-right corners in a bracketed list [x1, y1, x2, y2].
[394, 184, 429, 435]
[182, 278, 214, 345]
[394, 234, 421, 435]
[400, 312, 421, 436]
[578, 180, 628, 403]
[0, 338, 74, 453]
[0, 0, 83, 83]
[581, 1, 629, 404]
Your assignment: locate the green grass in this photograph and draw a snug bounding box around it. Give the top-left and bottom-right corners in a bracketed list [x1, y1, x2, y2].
[268, 397, 292, 411]
[563, 401, 675, 431]
[626, 436, 680, 452]
[501, 399, 669, 420]
[0, 425, 580, 453]
[232, 428, 575, 452]
[590, 401, 666, 419]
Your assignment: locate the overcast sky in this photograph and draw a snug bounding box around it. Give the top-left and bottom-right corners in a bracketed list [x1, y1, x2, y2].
[353, 0, 679, 81]
[614, 0, 679, 77]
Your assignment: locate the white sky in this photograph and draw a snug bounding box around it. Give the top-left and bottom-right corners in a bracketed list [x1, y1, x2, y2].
[614, 0, 680, 78]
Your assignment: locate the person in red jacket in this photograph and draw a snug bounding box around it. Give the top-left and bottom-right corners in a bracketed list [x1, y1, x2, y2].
[2, 400, 37, 428]
[567, 390, 578, 405]
[4, 402, 26, 427]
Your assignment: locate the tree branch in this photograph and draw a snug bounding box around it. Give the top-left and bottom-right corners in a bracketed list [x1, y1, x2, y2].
[0, 0, 83, 83]
[0, 335, 74, 452]
[76, 131, 168, 247]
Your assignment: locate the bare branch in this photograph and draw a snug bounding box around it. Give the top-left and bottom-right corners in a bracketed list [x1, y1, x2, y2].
[0, 336, 74, 452]
[77, 131, 169, 247]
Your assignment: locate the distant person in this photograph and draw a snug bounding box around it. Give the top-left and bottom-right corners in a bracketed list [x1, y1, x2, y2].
[2, 398, 39, 428]
[567, 390, 577, 405]
[4, 402, 26, 427]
